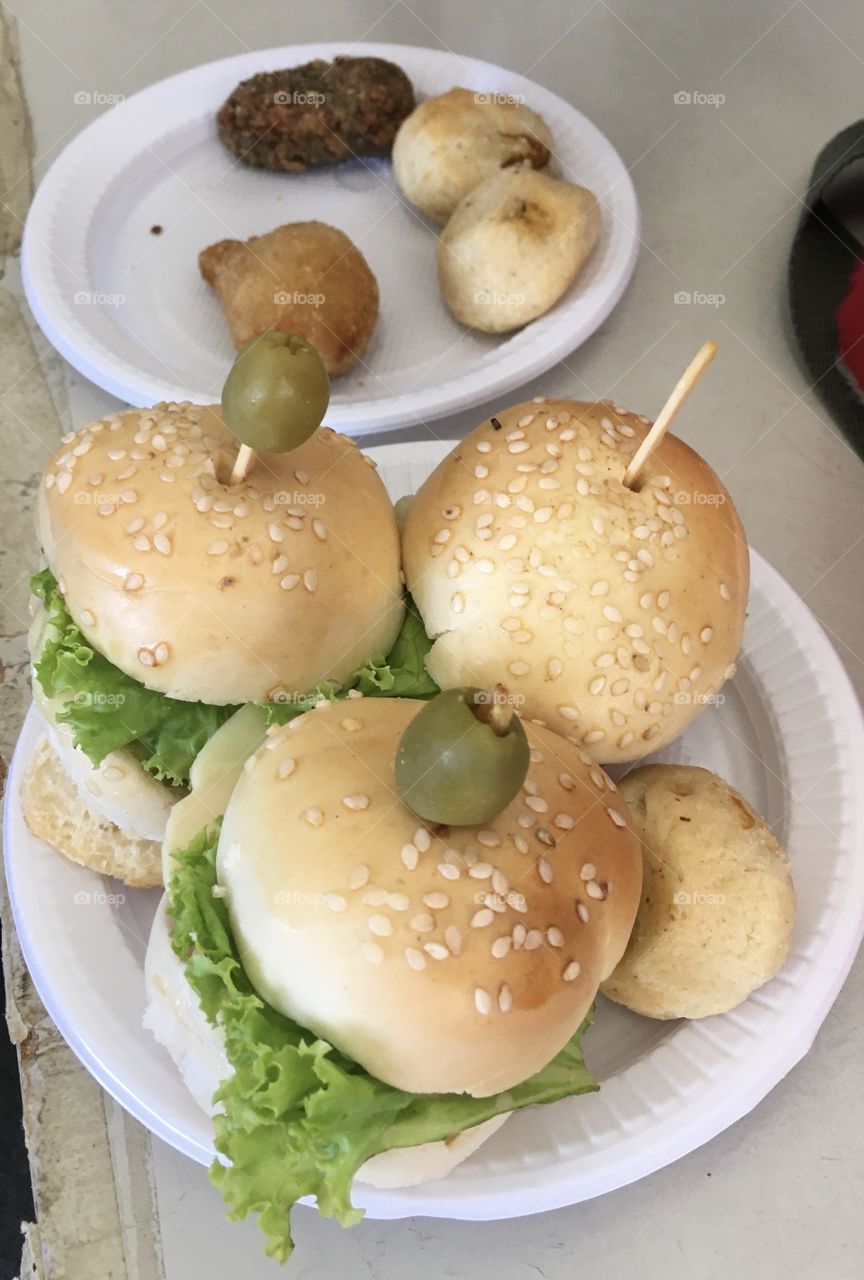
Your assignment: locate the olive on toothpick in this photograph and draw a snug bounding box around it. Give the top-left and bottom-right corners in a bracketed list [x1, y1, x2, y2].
[623, 340, 717, 488]
[222, 332, 331, 484]
[395, 686, 529, 826]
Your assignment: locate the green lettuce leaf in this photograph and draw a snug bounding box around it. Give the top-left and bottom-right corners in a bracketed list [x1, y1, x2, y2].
[31, 569, 237, 786]
[353, 598, 439, 699]
[169, 824, 597, 1264]
[263, 596, 439, 727]
[30, 572, 439, 786]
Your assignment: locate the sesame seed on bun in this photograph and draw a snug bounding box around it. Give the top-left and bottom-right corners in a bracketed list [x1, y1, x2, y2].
[37, 402, 404, 705]
[401, 399, 748, 764]
[216, 697, 642, 1098]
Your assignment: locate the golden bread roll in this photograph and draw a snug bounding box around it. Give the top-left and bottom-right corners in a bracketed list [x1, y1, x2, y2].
[393, 87, 553, 222]
[37, 403, 404, 706]
[216, 697, 642, 1097]
[402, 399, 748, 764]
[437, 169, 600, 332]
[601, 765, 796, 1019]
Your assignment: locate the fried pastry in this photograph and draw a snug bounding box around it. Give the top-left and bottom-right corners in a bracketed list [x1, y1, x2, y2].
[199, 221, 379, 376]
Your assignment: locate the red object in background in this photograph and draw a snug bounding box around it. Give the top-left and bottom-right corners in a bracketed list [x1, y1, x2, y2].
[836, 260, 864, 396]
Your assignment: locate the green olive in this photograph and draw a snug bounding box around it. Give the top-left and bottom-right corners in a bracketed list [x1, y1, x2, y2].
[395, 687, 529, 826]
[394, 494, 414, 530]
[221, 332, 330, 453]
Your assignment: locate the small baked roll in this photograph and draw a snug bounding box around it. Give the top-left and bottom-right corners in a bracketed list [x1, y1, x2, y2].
[393, 87, 553, 222]
[199, 222, 379, 376]
[437, 169, 599, 332]
[21, 735, 163, 887]
[601, 765, 796, 1019]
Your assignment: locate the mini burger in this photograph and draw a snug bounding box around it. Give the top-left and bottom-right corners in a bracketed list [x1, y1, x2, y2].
[145, 690, 642, 1261]
[401, 397, 748, 764]
[22, 335, 407, 886]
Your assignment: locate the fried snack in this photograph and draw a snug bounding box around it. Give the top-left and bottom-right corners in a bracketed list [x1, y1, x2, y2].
[601, 765, 796, 1019]
[437, 169, 600, 332]
[199, 222, 379, 376]
[393, 87, 554, 222]
[217, 57, 415, 171]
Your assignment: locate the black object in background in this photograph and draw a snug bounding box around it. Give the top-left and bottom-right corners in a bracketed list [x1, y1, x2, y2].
[788, 120, 864, 462]
[0, 917, 34, 1280]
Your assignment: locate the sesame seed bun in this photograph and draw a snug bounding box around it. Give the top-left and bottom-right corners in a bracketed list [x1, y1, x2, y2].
[143, 893, 510, 1186]
[37, 402, 404, 705]
[216, 696, 641, 1097]
[402, 399, 748, 764]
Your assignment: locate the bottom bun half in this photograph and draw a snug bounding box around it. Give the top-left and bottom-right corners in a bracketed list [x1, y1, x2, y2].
[143, 895, 509, 1188]
[21, 735, 163, 887]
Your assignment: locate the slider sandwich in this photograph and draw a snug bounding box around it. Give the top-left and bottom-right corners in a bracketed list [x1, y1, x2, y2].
[402, 396, 748, 764]
[145, 689, 642, 1261]
[22, 335, 410, 884]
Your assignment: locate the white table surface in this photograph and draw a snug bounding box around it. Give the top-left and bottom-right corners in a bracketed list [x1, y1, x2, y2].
[6, 0, 864, 1276]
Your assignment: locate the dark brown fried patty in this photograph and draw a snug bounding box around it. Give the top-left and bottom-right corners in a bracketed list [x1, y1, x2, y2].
[217, 56, 415, 171]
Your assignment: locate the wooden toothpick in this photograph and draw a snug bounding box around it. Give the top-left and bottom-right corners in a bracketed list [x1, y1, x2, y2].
[229, 443, 256, 486]
[623, 341, 718, 488]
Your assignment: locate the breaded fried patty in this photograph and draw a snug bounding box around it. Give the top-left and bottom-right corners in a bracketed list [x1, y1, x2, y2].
[217, 56, 415, 171]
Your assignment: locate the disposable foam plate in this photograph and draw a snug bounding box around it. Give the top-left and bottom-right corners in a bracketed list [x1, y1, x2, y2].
[5, 441, 864, 1220]
[21, 42, 639, 433]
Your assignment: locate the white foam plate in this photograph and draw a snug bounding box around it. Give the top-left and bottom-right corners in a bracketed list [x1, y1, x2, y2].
[6, 440, 864, 1222]
[21, 42, 639, 434]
